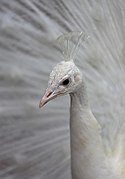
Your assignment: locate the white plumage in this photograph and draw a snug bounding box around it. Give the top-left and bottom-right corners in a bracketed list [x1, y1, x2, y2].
[0, 0, 125, 179]
[39, 32, 125, 179]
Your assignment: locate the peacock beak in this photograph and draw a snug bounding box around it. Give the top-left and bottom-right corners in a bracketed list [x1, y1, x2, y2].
[39, 87, 57, 108]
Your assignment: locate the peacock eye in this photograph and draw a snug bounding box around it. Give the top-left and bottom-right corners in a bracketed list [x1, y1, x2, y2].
[62, 79, 70, 86]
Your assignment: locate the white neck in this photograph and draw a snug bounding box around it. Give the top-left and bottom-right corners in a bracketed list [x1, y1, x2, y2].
[69, 79, 120, 179]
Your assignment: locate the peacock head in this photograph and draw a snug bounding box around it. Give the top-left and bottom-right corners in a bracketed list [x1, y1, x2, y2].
[39, 32, 88, 108]
[39, 60, 82, 108]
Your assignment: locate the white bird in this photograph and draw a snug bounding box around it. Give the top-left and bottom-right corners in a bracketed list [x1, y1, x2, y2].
[39, 32, 125, 179]
[1, 1, 125, 179]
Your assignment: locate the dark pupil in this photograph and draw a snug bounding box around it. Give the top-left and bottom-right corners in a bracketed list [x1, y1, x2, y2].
[62, 79, 69, 86]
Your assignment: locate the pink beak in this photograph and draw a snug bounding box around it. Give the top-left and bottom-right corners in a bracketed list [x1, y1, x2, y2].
[39, 88, 57, 108]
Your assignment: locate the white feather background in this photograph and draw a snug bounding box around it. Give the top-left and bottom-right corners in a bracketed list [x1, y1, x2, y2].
[0, 0, 125, 178]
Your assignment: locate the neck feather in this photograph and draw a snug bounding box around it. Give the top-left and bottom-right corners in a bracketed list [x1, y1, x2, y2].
[70, 78, 102, 150]
[69, 79, 110, 179]
[70, 78, 89, 109]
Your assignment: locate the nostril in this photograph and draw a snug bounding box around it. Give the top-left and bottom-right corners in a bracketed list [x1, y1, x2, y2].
[46, 91, 52, 97]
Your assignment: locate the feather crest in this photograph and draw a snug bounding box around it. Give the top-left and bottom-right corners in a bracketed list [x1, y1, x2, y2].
[56, 31, 89, 61]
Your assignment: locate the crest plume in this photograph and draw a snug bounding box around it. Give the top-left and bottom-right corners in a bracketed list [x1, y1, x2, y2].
[57, 31, 89, 61]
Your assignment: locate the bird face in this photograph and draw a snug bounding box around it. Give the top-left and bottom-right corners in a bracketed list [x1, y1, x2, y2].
[39, 61, 82, 108]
